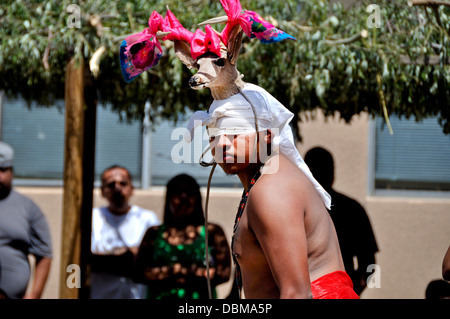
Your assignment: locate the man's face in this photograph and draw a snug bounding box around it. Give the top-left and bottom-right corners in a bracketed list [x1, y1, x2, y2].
[209, 132, 257, 175]
[101, 168, 134, 210]
[0, 167, 13, 199]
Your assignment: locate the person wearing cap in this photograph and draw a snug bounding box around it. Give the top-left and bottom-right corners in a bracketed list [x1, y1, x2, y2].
[187, 83, 359, 299]
[0, 142, 53, 299]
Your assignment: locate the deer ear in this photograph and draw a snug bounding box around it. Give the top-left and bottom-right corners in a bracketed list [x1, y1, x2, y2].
[227, 24, 243, 65]
[174, 40, 197, 69]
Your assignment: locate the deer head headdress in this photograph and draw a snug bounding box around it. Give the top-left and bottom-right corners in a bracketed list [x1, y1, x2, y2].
[120, 0, 294, 94]
[119, 0, 331, 211]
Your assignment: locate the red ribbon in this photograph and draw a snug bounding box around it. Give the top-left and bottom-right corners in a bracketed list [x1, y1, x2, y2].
[191, 25, 223, 60]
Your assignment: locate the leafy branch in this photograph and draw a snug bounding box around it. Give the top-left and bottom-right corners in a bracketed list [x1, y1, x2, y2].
[0, 0, 449, 134]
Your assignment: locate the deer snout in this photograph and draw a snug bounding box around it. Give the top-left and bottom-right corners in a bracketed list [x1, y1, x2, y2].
[189, 75, 208, 89]
[188, 76, 199, 88]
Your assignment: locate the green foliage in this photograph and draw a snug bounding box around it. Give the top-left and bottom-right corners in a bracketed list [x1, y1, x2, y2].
[0, 0, 449, 133]
[238, 0, 450, 133]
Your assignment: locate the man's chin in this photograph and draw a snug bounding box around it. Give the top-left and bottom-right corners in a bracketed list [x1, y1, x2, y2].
[0, 187, 11, 200]
[217, 162, 248, 175]
[110, 201, 126, 209]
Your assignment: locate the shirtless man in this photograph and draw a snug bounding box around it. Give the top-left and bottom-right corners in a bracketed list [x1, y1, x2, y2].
[203, 84, 358, 299]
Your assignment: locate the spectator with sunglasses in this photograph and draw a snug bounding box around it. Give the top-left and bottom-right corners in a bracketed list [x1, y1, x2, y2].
[90, 165, 160, 299]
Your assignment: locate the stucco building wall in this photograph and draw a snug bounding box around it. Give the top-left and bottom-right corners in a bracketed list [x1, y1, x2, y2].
[18, 111, 450, 299]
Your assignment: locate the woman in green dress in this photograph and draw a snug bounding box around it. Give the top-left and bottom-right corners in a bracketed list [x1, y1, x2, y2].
[133, 174, 231, 299]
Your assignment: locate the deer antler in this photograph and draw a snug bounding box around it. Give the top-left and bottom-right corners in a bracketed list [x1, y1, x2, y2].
[156, 31, 171, 38]
[198, 16, 229, 26]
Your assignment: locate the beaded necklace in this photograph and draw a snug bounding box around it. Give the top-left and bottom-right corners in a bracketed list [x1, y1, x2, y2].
[231, 166, 263, 296]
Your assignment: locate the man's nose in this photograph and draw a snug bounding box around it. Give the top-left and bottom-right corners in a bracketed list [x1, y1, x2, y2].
[217, 135, 232, 147]
[214, 135, 233, 158]
[112, 182, 124, 191]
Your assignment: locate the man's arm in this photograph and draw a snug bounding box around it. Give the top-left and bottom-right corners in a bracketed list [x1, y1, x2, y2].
[247, 177, 312, 299]
[354, 205, 377, 292]
[443, 246, 450, 281]
[354, 252, 376, 294]
[23, 256, 52, 299]
[26, 200, 53, 299]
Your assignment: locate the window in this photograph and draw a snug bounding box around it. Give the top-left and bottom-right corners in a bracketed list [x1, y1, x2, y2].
[95, 106, 142, 183]
[1, 97, 240, 188]
[1, 98, 142, 186]
[148, 118, 241, 187]
[369, 115, 450, 195]
[2, 99, 66, 183]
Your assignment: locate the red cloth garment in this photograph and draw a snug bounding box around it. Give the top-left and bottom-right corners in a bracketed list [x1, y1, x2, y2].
[311, 271, 359, 299]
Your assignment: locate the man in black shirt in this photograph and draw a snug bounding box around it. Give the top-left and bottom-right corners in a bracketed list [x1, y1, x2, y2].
[305, 146, 379, 295]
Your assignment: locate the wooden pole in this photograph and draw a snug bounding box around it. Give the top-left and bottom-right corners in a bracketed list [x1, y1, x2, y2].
[60, 56, 84, 299]
[79, 65, 97, 299]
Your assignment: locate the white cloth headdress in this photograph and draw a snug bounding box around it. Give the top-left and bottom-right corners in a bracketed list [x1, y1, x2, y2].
[185, 83, 332, 210]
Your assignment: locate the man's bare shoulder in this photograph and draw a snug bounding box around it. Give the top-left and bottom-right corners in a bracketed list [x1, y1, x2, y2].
[248, 155, 311, 215]
[255, 154, 310, 195]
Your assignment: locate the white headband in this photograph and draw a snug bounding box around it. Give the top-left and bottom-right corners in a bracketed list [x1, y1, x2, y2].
[185, 83, 332, 210]
[185, 92, 271, 140]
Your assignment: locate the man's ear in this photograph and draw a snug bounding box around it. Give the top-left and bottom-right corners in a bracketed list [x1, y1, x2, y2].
[227, 24, 243, 65]
[174, 40, 197, 69]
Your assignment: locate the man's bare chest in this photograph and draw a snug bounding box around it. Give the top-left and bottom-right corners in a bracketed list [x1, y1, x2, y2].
[232, 208, 265, 267]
